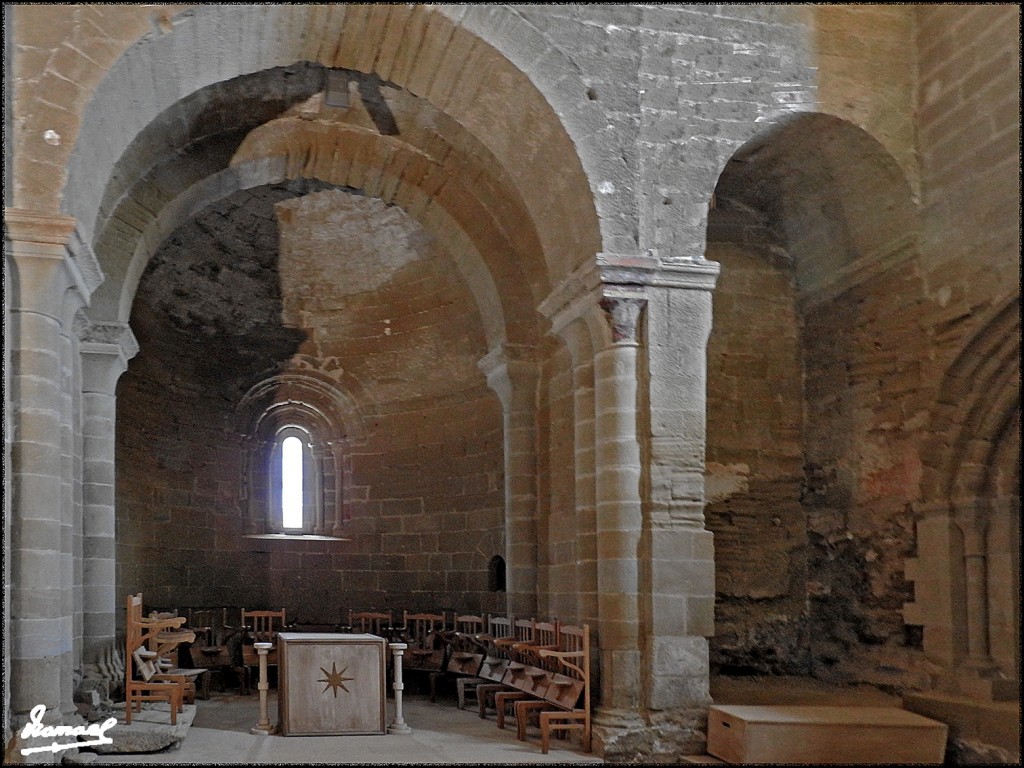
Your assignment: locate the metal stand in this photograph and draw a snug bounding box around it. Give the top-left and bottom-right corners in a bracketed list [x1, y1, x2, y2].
[250, 641, 274, 735]
[388, 642, 412, 734]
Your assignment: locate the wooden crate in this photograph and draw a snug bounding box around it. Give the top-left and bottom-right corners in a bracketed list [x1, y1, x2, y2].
[707, 705, 948, 764]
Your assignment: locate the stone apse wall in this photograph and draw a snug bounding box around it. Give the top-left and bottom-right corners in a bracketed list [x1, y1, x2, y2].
[4, 4, 1019, 763]
[116, 182, 507, 619]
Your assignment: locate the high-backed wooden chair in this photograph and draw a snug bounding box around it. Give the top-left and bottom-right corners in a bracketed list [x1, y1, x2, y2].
[124, 594, 192, 724]
[497, 619, 559, 731]
[183, 610, 238, 700]
[241, 608, 286, 694]
[535, 624, 592, 753]
[186, 608, 246, 695]
[476, 615, 514, 684]
[478, 617, 534, 719]
[399, 611, 449, 701]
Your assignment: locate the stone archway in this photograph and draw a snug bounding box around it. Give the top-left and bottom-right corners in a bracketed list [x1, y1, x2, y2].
[6, 7, 613, 741]
[907, 296, 1021, 700]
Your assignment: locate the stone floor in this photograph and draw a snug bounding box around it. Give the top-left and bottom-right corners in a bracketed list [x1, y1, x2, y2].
[79, 675, 1007, 765]
[83, 687, 604, 764]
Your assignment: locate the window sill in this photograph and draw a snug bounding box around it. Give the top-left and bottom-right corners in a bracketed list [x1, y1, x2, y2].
[244, 533, 350, 541]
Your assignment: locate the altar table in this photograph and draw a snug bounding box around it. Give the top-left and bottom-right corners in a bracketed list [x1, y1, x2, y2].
[277, 632, 388, 736]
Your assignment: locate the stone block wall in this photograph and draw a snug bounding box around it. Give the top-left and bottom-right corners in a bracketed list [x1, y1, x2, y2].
[117, 381, 504, 623]
[916, 4, 1020, 362]
[115, 182, 507, 627]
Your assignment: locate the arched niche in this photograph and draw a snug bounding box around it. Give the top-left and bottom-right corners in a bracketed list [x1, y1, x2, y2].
[705, 112, 925, 677]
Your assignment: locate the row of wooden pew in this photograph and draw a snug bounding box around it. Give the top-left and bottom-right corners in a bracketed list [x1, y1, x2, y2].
[401, 613, 593, 755]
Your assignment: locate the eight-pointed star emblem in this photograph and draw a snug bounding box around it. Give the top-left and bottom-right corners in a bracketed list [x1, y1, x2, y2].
[317, 661, 355, 697]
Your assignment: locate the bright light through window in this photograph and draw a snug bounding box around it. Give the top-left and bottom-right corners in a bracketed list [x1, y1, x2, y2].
[281, 435, 303, 529]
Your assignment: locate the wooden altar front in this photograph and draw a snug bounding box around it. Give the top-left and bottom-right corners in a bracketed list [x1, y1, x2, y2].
[277, 633, 388, 736]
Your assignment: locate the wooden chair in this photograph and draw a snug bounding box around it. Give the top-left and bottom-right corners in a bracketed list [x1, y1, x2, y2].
[186, 608, 246, 695]
[498, 619, 559, 731]
[241, 608, 286, 694]
[475, 615, 513, 717]
[535, 624, 592, 753]
[398, 611, 449, 701]
[478, 617, 534, 719]
[346, 609, 394, 638]
[124, 594, 192, 724]
[442, 614, 489, 710]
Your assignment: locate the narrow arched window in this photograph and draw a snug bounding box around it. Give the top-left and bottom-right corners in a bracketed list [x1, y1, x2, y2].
[281, 435, 304, 529]
[266, 426, 316, 534]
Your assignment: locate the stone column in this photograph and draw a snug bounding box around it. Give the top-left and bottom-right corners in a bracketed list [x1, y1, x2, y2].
[642, 262, 719, 716]
[329, 441, 346, 536]
[310, 443, 326, 535]
[592, 295, 646, 712]
[956, 506, 996, 673]
[79, 321, 138, 663]
[560, 319, 599, 628]
[4, 208, 101, 730]
[479, 344, 540, 618]
[243, 438, 268, 535]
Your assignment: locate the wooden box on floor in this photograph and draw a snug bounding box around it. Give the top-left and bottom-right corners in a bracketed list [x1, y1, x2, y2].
[706, 705, 948, 765]
[277, 633, 388, 736]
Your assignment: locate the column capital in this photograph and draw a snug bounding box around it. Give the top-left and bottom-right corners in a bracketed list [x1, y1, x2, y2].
[539, 252, 720, 338]
[598, 296, 645, 345]
[5, 207, 105, 309]
[478, 343, 539, 409]
[79, 318, 140, 359]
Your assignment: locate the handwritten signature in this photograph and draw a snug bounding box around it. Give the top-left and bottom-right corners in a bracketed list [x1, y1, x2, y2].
[19, 704, 118, 755]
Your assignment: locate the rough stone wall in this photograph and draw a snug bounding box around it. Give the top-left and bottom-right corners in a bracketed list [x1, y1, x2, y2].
[812, 5, 918, 192]
[906, 4, 1021, 702]
[705, 239, 808, 675]
[800, 261, 930, 688]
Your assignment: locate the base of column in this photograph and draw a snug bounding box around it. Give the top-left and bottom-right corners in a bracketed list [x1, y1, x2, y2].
[593, 705, 708, 762]
[250, 726, 274, 735]
[387, 723, 412, 734]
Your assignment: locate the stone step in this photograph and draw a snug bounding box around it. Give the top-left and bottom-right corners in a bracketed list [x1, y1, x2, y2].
[89, 701, 196, 754]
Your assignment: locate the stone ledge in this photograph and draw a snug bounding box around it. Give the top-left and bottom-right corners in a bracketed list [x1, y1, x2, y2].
[87, 702, 196, 754]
